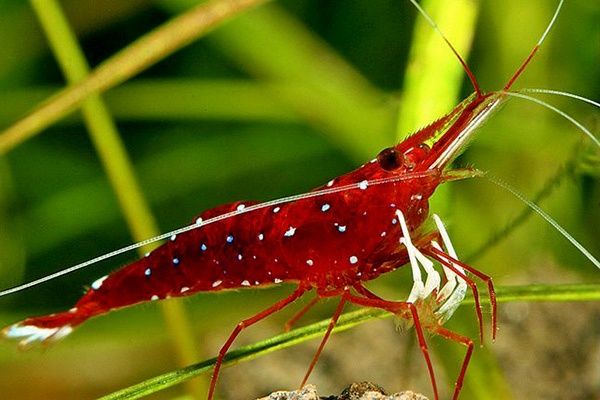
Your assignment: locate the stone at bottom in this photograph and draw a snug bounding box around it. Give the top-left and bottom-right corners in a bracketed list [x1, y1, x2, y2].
[257, 382, 429, 400]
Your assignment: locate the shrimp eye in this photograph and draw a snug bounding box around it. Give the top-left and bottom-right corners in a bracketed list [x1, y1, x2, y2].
[377, 147, 403, 171]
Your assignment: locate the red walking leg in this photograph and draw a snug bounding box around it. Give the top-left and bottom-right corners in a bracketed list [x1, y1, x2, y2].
[300, 292, 348, 387]
[208, 285, 308, 400]
[425, 245, 497, 340]
[284, 295, 320, 332]
[345, 285, 440, 400]
[420, 246, 485, 344]
[432, 326, 474, 400]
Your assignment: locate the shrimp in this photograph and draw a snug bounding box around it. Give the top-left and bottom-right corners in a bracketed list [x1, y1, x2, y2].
[1, 1, 598, 399]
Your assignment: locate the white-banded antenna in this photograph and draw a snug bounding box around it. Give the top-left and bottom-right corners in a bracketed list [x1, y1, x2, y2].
[0, 170, 439, 297]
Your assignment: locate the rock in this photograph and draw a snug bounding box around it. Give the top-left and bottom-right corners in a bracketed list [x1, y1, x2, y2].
[258, 384, 320, 400]
[257, 383, 429, 400]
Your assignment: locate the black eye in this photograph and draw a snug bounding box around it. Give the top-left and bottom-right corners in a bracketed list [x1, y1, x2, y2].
[377, 147, 403, 171]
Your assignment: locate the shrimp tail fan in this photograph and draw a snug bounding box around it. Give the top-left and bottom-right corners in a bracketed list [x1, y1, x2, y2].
[2, 299, 100, 348]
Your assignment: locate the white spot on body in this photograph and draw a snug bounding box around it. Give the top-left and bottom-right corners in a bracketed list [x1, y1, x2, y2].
[212, 280, 223, 288]
[180, 287, 190, 293]
[284, 226, 296, 237]
[306, 259, 314, 266]
[392, 218, 398, 225]
[195, 217, 203, 225]
[273, 207, 281, 213]
[258, 233, 264, 241]
[359, 180, 368, 190]
[91, 275, 108, 290]
[238, 253, 243, 261]
[337, 225, 347, 233]
[144, 268, 152, 277]
[349, 256, 358, 264]
[201, 243, 207, 251]
[381, 231, 387, 237]
[226, 235, 234, 244]
[411, 194, 423, 201]
[172, 258, 180, 265]
[327, 179, 335, 187]
[237, 204, 246, 211]
[274, 278, 283, 283]
[241, 280, 251, 287]
[151, 295, 159, 301]
[321, 203, 331, 212]
[170, 234, 177, 241]
[144, 252, 150, 257]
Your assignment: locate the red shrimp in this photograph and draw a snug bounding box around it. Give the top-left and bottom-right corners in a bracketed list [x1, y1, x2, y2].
[2, 1, 585, 400]
[2, 90, 497, 399]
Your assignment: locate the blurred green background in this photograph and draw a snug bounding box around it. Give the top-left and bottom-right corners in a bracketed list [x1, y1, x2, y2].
[0, 0, 598, 399]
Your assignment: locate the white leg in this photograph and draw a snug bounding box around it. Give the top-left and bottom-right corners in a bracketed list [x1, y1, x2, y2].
[396, 210, 440, 302]
[434, 241, 458, 302]
[433, 214, 459, 259]
[431, 214, 468, 322]
[433, 214, 462, 301]
[413, 246, 441, 298]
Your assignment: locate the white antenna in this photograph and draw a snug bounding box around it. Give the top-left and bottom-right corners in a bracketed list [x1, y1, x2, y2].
[502, 91, 600, 148]
[486, 175, 600, 270]
[0, 170, 439, 297]
[520, 89, 600, 109]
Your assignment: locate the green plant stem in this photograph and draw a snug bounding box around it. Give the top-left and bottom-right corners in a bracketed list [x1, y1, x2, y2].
[0, 81, 304, 124]
[99, 283, 600, 400]
[0, 0, 272, 155]
[28, 0, 203, 397]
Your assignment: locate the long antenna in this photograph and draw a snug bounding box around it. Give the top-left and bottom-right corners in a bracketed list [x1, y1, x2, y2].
[503, 0, 564, 91]
[0, 171, 439, 297]
[485, 175, 600, 270]
[502, 91, 600, 148]
[408, 0, 482, 96]
[520, 88, 600, 109]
